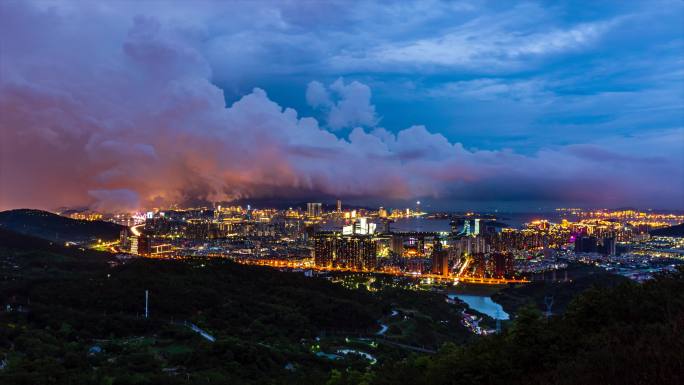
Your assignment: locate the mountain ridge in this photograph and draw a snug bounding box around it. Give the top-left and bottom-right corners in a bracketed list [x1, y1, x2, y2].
[0, 208, 125, 243]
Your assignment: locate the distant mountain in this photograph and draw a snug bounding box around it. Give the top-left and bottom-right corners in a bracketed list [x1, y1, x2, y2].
[650, 223, 684, 237]
[0, 209, 125, 243]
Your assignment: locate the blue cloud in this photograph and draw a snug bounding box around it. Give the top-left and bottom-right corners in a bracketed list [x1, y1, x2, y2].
[202, 1, 684, 154]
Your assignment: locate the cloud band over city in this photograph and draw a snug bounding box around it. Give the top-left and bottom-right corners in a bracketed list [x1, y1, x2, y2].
[1, 2, 682, 211]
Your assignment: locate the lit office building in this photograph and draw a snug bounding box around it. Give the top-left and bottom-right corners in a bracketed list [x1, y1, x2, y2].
[450, 235, 488, 257]
[307, 202, 323, 218]
[342, 217, 376, 235]
[451, 218, 483, 236]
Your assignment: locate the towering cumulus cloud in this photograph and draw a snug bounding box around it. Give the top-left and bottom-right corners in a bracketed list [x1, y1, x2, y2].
[0, 2, 682, 211]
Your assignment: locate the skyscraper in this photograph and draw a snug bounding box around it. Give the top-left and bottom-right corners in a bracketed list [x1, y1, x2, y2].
[313, 232, 377, 271]
[390, 234, 404, 256]
[307, 202, 322, 218]
[602, 237, 616, 256]
[492, 253, 513, 278]
[342, 217, 376, 235]
[575, 236, 598, 253]
[431, 241, 449, 276]
[130, 235, 151, 256]
[313, 232, 336, 268]
[336, 199, 342, 212]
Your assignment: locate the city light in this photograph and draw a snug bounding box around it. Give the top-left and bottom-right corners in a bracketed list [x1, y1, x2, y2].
[87, 205, 684, 286]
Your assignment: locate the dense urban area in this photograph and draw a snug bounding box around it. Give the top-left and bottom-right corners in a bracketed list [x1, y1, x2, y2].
[1, 203, 683, 384]
[85, 202, 684, 285]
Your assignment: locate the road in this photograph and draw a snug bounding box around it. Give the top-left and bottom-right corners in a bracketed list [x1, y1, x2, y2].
[130, 224, 144, 236]
[234, 259, 530, 284]
[376, 324, 388, 335]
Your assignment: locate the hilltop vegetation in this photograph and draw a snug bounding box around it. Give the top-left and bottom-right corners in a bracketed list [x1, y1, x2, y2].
[492, 263, 631, 316]
[0, 228, 471, 384]
[356, 269, 683, 385]
[0, 209, 124, 243]
[0, 229, 381, 384]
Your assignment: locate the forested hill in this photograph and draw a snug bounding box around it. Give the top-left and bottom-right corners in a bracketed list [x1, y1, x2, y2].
[650, 223, 684, 237]
[0, 236, 384, 384]
[0, 209, 124, 243]
[363, 269, 684, 385]
[1, 221, 682, 384]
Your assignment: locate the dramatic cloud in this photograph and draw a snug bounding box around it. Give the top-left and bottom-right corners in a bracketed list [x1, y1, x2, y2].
[0, 1, 682, 211]
[307, 79, 379, 130]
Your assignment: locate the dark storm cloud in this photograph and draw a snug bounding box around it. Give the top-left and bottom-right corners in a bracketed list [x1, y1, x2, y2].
[0, 1, 682, 211]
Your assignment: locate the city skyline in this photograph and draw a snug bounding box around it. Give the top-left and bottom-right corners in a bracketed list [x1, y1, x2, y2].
[0, 3, 682, 381]
[1, 1, 683, 212]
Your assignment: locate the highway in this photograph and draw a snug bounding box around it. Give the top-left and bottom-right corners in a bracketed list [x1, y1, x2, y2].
[234, 258, 530, 284]
[130, 224, 144, 236]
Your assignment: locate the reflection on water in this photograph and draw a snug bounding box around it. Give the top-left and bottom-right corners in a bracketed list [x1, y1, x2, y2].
[322, 217, 451, 232]
[321, 213, 568, 232]
[448, 294, 509, 320]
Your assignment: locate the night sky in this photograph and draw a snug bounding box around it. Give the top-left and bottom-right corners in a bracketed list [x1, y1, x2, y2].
[1, 1, 683, 211]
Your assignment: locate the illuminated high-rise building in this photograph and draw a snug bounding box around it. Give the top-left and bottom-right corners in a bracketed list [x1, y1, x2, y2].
[313, 232, 377, 271]
[602, 237, 616, 256]
[336, 199, 342, 212]
[130, 235, 151, 256]
[337, 236, 377, 270]
[342, 217, 376, 235]
[390, 235, 404, 256]
[431, 242, 449, 276]
[450, 235, 488, 256]
[314, 232, 336, 268]
[380, 219, 391, 234]
[492, 253, 513, 278]
[119, 229, 129, 248]
[307, 202, 322, 218]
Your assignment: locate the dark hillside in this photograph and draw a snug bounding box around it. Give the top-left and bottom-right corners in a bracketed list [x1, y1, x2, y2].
[0, 209, 125, 243]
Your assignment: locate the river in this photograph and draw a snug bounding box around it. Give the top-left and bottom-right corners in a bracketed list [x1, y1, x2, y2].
[448, 294, 509, 320]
